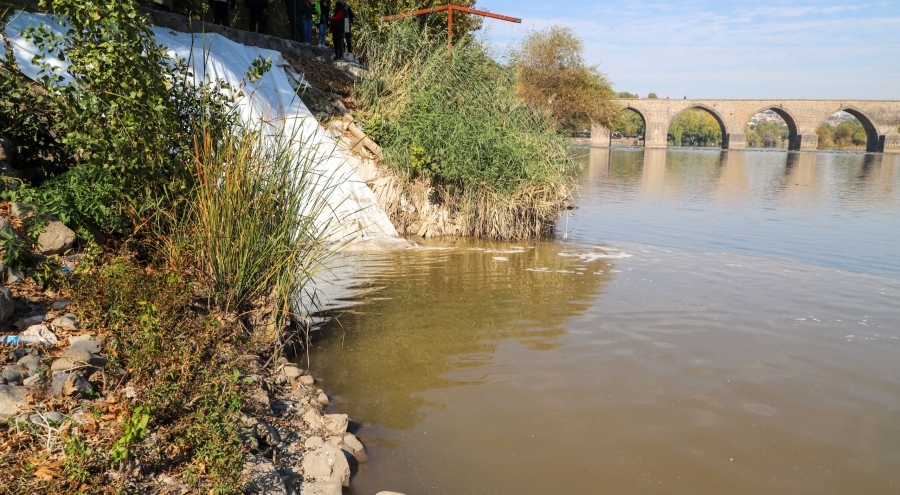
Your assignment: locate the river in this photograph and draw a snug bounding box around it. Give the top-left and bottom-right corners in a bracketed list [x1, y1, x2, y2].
[308, 148, 900, 495]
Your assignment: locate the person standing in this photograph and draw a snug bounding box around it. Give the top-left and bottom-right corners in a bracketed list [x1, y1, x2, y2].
[247, 0, 269, 34]
[300, 0, 315, 44]
[210, 0, 232, 26]
[329, 1, 345, 61]
[342, 1, 354, 54]
[318, 0, 331, 47]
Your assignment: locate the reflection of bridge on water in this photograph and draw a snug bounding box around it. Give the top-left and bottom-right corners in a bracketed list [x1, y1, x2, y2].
[592, 99, 900, 153]
[586, 148, 898, 202]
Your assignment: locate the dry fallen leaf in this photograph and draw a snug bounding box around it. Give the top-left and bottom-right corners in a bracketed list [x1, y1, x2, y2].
[33, 461, 62, 482]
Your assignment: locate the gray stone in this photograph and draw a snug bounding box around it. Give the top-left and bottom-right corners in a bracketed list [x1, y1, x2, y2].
[299, 482, 342, 495]
[21, 324, 57, 344]
[316, 391, 329, 405]
[282, 365, 302, 378]
[342, 433, 367, 462]
[15, 314, 46, 329]
[323, 414, 348, 435]
[300, 443, 351, 487]
[51, 298, 71, 310]
[244, 456, 288, 495]
[302, 408, 324, 430]
[45, 411, 63, 422]
[61, 348, 92, 363]
[2, 367, 23, 384]
[22, 373, 45, 387]
[68, 336, 102, 354]
[10, 202, 34, 219]
[0, 384, 29, 420]
[17, 354, 41, 372]
[51, 357, 78, 372]
[36, 220, 76, 255]
[7, 266, 24, 284]
[63, 372, 94, 397]
[48, 371, 67, 397]
[0, 286, 14, 324]
[328, 436, 342, 447]
[0, 161, 22, 178]
[51, 314, 78, 331]
[304, 435, 324, 449]
[299, 375, 315, 386]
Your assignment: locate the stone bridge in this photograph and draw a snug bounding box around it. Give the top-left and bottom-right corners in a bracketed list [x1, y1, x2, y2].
[592, 99, 900, 153]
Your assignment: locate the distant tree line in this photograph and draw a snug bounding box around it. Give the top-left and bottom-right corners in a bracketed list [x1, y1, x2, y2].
[745, 121, 789, 148]
[668, 109, 721, 147]
[816, 120, 867, 149]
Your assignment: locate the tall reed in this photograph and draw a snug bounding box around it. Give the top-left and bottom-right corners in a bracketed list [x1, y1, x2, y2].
[354, 22, 575, 239]
[182, 123, 343, 335]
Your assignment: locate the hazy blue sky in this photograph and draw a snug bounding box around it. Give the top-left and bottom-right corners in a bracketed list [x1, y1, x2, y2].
[473, 0, 899, 99]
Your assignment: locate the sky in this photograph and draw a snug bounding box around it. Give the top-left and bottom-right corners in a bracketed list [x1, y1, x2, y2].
[471, 0, 900, 100]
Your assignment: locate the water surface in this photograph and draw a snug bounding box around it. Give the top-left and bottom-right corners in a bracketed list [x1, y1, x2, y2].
[308, 149, 900, 495]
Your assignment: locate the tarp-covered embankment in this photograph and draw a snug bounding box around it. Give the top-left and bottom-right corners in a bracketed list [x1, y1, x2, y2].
[3, 11, 399, 245]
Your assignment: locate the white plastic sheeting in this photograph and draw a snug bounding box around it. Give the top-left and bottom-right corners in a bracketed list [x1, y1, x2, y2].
[3, 11, 399, 244]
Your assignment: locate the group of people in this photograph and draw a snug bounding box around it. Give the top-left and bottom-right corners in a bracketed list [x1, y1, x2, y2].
[285, 0, 354, 60]
[208, 0, 354, 61]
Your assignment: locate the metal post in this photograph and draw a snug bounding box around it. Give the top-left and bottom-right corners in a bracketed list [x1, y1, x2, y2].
[447, 5, 453, 48]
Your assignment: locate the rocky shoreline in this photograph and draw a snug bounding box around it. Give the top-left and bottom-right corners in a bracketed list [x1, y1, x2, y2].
[0, 275, 402, 494]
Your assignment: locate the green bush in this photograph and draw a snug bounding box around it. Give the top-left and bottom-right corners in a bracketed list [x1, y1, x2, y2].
[6, 0, 236, 235]
[355, 22, 573, 195]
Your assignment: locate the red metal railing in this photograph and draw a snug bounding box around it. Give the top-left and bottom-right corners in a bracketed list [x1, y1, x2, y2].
[382, 4, 521, 48]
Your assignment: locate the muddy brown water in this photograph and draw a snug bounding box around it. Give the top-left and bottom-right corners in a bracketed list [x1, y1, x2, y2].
[307, 149, 900, 494]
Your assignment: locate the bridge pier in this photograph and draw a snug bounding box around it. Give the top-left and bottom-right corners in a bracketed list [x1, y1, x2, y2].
[881, 134, 900, 154]
[722, 132, 747, 150]
[791, 134, 819, 151]
[590, 122, 610, 147]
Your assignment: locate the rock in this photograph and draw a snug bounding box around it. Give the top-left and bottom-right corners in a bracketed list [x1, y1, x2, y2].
[282, 365, 302, 378]
[299, 375, 315, 386]
[51, 357, 78, 372]
[0, 384, 29, 420]
[36, 220, 76, 255]
[68, 335, 102, 354]
[48, 371, 67, 397]
[51, 314, 78, 331]
[0, 285, 13, 324]
[2, 367, 23, 384]
[15, 313, 46, 329]
[45, 411, 63, 422]
[61, 348, 92, 364]
[51, 298, 71, 310]
[63, 372, 94, 397]
[342, 433, 368, 462]
[250, 387, 271, 410]
[299, 482, 342, 495]
[7, 266, 24, 284]
[328, 436, 342, 447]
[10, 202, 35, 219]
[300, 443, 351, 487]
[0, 134, 15, 164]
[21, 324, 58, 345]
[316, 392, 329, 405]
[304, 436, 324, 449]
[0, 160, 22, 178]
[22, 373, 45, 387]
[244, 456, 288, 495]
[323, 414, 348, 435]
[17, 354, 41, 372]
[302, 408, 324, 430]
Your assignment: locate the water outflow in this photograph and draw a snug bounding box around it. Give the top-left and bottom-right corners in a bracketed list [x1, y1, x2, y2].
[3, 11, 399, 245]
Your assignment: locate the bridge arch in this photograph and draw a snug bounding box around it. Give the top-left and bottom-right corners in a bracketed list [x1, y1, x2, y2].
[747, 106, 799, 149]
[667, 105, 727, 148]
[816, 107, 880, 152]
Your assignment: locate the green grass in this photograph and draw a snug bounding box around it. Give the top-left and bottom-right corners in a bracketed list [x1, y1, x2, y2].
[354, 22, 575, 239]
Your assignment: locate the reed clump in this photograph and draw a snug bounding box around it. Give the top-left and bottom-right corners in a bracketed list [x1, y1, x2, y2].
[354, 22, 575, 239]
